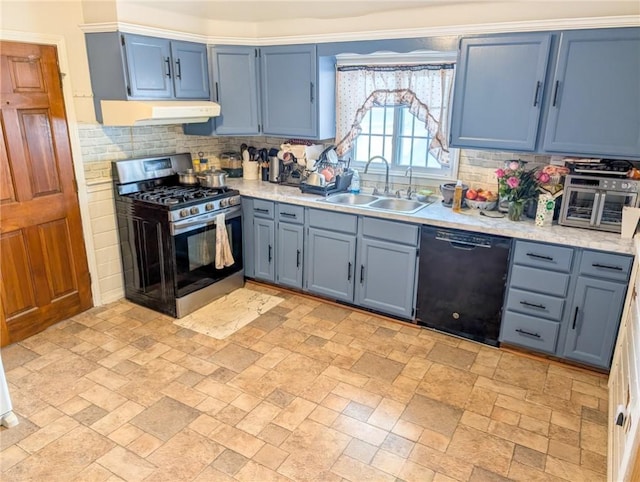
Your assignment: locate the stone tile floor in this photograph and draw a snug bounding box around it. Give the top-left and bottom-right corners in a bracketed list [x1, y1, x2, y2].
[0, 282, 609, 481]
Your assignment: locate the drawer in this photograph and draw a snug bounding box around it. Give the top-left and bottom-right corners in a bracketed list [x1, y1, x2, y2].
[277, 203, 304, 224]
[308, 208, 357, 234]
[510, 265, 571, 297]
[252, 199, 274, 219]
[500, 312, 560, 354]
[505, 288, 565, 321]
[513, 241, 574, 273]
[361, 217, 419, 246]
[579, 250, 632, 282]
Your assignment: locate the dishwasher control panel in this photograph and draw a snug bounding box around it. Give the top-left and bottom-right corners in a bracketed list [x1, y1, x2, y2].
[435, 229, 492, 248]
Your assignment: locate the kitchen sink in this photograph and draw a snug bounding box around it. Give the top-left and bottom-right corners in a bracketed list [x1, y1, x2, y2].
[368, 198, 427, 213]
[322, 193, 430, 214]
[323, 193, 379, 205]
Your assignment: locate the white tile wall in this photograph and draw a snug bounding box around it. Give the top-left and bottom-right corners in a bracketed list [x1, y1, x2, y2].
[77, 123, 551, 305]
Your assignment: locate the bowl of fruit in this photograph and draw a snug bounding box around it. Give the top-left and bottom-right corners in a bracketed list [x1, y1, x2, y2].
[465, 188, 498, 210]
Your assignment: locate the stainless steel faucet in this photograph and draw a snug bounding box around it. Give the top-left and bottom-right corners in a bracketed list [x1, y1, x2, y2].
[364, 156, 390, 195]
[405, 166, 414, 200]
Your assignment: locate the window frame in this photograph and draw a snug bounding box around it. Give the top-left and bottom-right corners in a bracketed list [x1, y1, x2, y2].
[336, 51, 459, 181]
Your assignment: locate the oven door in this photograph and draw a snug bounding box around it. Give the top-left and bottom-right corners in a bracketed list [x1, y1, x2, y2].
[596, 190, 638, 232]
[560, 186, 601, 228]
[172, 207, 243, 298]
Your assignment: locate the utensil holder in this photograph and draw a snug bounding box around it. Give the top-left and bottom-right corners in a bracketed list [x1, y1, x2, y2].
[242, 161, 259, 180]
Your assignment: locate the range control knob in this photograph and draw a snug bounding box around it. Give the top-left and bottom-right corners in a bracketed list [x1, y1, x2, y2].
[205, 203, 215, 211]
[190, 207, 199, 215]
[220, 199, 228, 208]
[179, 209, 189, 218]
[229, 196, 240, 206]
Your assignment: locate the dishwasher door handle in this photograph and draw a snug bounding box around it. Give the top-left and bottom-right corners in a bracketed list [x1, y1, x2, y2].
[449, 241, 478, 250]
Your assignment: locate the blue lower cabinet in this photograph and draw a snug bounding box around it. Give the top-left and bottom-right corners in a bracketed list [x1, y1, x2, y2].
[276, 222, 304, 289]
[253, 218, 275, 282]
[563, 276, 627, 369]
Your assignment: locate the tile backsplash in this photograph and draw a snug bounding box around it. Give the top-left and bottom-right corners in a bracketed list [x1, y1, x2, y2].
[77, 123, 551, 192]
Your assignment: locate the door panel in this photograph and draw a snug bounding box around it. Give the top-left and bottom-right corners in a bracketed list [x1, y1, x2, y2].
[0, 41, 92, 346]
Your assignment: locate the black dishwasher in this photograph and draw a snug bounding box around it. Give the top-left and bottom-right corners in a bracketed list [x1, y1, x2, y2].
[416, 226, 512, 346]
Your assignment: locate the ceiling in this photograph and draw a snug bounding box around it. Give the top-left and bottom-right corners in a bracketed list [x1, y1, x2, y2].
[124, 0, 473, 23]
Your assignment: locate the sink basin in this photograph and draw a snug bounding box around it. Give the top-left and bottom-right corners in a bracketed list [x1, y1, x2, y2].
[368, 198, 428, 213]
[324, 193, 379, 205]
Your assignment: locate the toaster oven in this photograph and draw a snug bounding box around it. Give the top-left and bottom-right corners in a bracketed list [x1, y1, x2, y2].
[559, 174, 640, 233]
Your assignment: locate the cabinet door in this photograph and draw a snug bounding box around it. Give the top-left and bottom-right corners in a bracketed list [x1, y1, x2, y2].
[450, 33, 552, 151]
[356, 238, 417, 319]
[261, 45, 317, 137]
[277, 223, 303, 289]
[170, 41, 210, 99]
[563, 276, 626, 368]
[122, 34, 173, 98]
[306, 227, 355, 303]
[253, 218, 275, 282]
[543, 28, 640, 159]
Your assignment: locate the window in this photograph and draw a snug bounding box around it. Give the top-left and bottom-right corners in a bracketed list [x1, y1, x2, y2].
[335, 53, 458, 180]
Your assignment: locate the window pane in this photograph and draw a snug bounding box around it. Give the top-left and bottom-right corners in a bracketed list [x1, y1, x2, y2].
[384, 107, 395, 133]
[383, 136, 393, 160]
[370, 108, 385, 135]
[360, 110, 372, 134]
[398, 138, 412, 166]
[354, 136, 370, 161]
[370, 135, 384, 155]
[412, 118, 430, 137]
[400, 109, 414, 136]
[412, 138, 428, 168]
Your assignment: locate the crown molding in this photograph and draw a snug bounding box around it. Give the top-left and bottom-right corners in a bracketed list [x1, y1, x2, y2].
[80, 15, 639, 45]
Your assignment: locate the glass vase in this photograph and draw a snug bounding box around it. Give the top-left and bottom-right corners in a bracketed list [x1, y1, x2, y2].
[508, 200, 524, 221]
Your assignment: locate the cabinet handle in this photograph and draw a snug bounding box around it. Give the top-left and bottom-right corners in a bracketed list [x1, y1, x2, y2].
[268, 244, 272, 263]
[360, 265, 365, 284]
[281, 212, 296, 218]
[175, 59, 182, 79]
[515, 328, 541, 338]
[347, 262, 352, 281]
[552, 80, 560, 107]
[533, 81, 541, 107]
[215, 82, 219, 101]
[520, 300, 546, 310]
[255, 208, 269, 214]
[592, 263, 623, 271]
[164, 58, 171, 77]
[310, 82, 314, 103]
[526, 252, 553, 261]
[572, 306, 579, 330]
[296, 249, 301, 268]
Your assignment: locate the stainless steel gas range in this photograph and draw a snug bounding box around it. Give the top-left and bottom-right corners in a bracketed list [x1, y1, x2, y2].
[112, 152, 244, 317]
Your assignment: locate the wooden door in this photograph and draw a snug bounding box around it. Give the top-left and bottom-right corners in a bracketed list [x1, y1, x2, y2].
[0, 41, 92, 346]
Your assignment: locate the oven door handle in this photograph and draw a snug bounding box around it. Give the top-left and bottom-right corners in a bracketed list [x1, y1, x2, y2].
[589, 192, 603, 226]
[171, 207, 241, 235]
[593, 191, 605, 226]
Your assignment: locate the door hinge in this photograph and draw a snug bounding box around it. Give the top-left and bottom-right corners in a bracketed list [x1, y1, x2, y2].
[121, 34, 125, 46]
[412, 307, 415, 317]
[127, 85, 131, 96]
[73, 178, 79, 193]
[88, 271, 93, 284]
[255, 48, 259, 58]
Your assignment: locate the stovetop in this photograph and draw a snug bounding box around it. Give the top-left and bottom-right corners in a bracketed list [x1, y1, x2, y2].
[127, 185, 237, 207]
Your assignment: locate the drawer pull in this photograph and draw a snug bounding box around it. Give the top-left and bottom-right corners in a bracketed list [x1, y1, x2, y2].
[281, 212, 297, 218]
[520, 300, 546, 310]
[515, 328, 541, 338]
[572, 306, 579, 330]
[526, 252, 554, 261]
[592, 263, 623, 271]
[255, 208, 269, 214]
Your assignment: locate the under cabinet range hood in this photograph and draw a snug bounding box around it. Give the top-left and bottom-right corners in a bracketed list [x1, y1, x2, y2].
[100, 100, 221, 126]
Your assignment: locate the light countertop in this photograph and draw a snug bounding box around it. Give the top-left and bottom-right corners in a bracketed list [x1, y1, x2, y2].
[229, 179, 635, 255]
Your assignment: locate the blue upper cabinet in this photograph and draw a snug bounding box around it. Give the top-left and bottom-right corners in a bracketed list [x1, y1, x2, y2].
[260, 45, 335, 139]
[450, 27, 640, 160]
[185, 46, 260, 136]
[170, 40, 210, 99]
[124, 34, 174, 98]
[542, 28, 640, 158]
[85, 32, 210, 121]
[450, 33, 552, 151]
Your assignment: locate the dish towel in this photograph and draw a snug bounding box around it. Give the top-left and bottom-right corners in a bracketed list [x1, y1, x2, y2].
[215, 212, 235, 269]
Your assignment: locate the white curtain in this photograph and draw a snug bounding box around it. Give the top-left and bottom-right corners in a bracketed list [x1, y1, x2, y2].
[335, 64, 455, 165]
